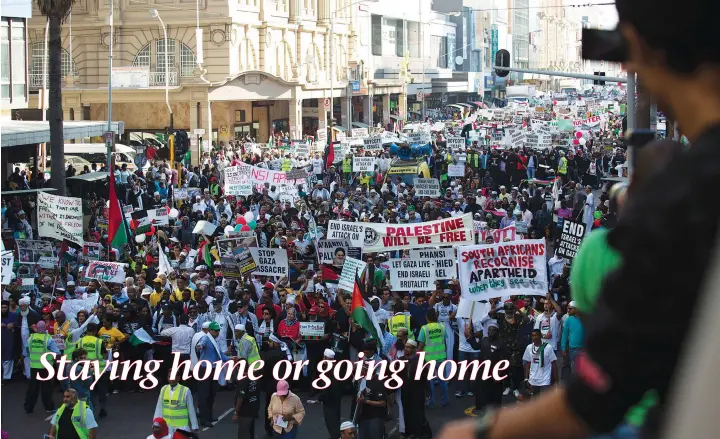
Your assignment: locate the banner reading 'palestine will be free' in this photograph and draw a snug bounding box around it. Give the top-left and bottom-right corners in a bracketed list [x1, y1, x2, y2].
[328, 214, 474, 252]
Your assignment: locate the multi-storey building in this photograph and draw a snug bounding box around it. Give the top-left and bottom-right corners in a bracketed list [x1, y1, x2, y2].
[1, 0, 32, 118]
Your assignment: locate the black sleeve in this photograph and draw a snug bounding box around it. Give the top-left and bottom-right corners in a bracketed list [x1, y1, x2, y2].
[566, 140, 720, 434]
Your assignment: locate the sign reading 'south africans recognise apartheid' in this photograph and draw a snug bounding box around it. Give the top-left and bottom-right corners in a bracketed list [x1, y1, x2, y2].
[353, 156, 377, 173]
[458, 239, 548, 301]
[362, 213, 475, 253]
[409, 248, 456, 280]
[556, 220, 586, 260]
[389, 257, 436, 291]
[249, 248, 288, 277]
[338, 256, 366, 291]
[85, 261, 127, 284]
[224, 164, 253, 196]
[413, 178, 441, 197]
[363, 136, 383, 151]
[36, 192, 84, 245]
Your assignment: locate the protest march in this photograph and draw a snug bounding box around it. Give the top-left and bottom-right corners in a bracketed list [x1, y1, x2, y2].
[2, 77, 655, 439]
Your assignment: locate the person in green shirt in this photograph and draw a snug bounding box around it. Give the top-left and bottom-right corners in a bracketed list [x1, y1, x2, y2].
[570, 139, 684, 438]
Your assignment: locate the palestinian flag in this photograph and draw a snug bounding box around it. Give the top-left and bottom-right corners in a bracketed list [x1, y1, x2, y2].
[108, 165, 128, 250]
[131, 211, 151, 235]
[129, 328, 157, 346]
[351, 273, 383, 347]
[321, 264, 341, 283]
[196, 239, 213, 268]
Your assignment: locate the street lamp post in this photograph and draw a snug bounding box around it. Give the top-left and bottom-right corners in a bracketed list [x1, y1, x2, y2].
[107, 0, 114, 170]
[149, 9, 173, 134]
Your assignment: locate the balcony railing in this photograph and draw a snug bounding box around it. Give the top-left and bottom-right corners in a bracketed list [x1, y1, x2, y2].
[149, 70, 178, 87]
[29, 73, 70, 90]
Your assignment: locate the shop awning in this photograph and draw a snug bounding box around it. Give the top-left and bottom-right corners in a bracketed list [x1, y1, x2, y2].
[351, 122, 369, 128]
[331, 126, 347, 132]
[446, 104, 464, 110]
[1, 120, 125, 148]
[0, 188, 57, 196]
[456, 103, 473, 108]
[66, 172, 110, 182]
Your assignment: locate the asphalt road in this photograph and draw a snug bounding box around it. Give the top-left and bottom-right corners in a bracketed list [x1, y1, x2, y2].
[2, 379, 493, 439]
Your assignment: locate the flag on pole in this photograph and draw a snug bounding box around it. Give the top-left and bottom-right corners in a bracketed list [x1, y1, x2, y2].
[196, 239, 213, 268]
[351, 273, 383, 347]
[108, 161, 128, 250]
[158, 247, 173, 275]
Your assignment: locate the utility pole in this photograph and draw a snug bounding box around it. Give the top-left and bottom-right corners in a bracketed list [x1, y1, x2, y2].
[635, 75, 651, 129]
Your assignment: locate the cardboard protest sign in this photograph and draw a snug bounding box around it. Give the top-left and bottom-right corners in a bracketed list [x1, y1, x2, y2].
[218, 233, 258, 277]
[556, 220, 586, 260]
[317, 239, 350, 265]
[389, 257, 436, 291]
[285, 168, 308, 180]
[448, 164, 465, 177]
[148, 208, 169, 226]
[16, 240, 54, 264]
[409, 248, 456, 280]
[36, 192, 83, 245]
[250, 248, 288, 277]
[338, 256, 366, 291]
[1, 251, 14, 285]
[192, 220, 218, 236]
[351, 128, 369, 138]
[363, 136, 383, 151]
[60, 293, 100, 321]
[224, 164, 253, 196]
[413, 178, 441, 197]
[362, 214, 475, 252]
[85, 261, 127, 284]
[316, 129, 328, 144]
[458, 239, 548, 301]
[446, 137, 465, 150]
[353, 156, 376, 173]
[407, 132, 427, 144]
[326, 221, 366, 248]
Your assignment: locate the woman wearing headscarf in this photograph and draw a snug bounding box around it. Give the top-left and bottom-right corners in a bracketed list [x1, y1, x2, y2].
[146, 417, 171, 439]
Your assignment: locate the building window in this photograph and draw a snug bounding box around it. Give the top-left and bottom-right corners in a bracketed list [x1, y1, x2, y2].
[133, 45, 151, 68]
[156, 39, 176, 73]
[432, 35, 447, 68]
[1, 21, 9, 99]
[11, 20, 26, 100]
[371, 14, 382, 56]
[134, 39, 196, 78]
[30, 41, 77, 89]
[180, 44, 196, 77]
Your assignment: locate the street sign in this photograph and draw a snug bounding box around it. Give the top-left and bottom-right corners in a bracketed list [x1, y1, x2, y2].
[416, 92, 424, 102]
[323, 98, 331, 110]
[104, 131, 114, 152]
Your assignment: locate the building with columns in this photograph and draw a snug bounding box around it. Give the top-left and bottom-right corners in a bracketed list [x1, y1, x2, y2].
[25, 0, 446, 147]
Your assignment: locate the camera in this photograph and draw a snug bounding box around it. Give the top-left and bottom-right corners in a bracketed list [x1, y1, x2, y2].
[581, 28, 628, 63]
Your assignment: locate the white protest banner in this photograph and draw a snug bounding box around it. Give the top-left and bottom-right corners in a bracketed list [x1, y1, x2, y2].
[446, 137, 465, 150]
[351, 128, 369, 138]
[148, 207, 169, 226]
[242, 162, 306, 191]
[409, 248, 456, 280]
[525, 133, 539, 147]
[192, 220, 218, 236]
[316, 129, 328, 144]
[326, 221, 366, 248]
[362, 213, 474, 252]
[458, 239, 548, 301]
[317, 239, 350, 265]
[456, 298, 490, 321]
[60, 293, 100, 321]
[407, 132, 427, 144]
[389, 257, 436, 291]
[85, 261, 127, 284]
[300, 321, 326, 340]
[293, 141, 310, 157]
[510, 129, 526, 148]
[339, 257, 367, 291]
[448, 164, 466, 177]
[353, 156, 377, 173]
[36, 192, 83, 245]
[363, 136, 383, 151]
[556, 220, 586, 260]
[1, 251, 14, 285]
[479, 225, 517, 243]
[224, 164, 253, 196]
[538, 134, 553, 149]
[250, 248, 288, 277]
[413, 178, 441, 197]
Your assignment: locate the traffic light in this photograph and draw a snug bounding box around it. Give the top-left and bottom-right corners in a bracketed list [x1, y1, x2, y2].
[594, 71, 606, 85]
[495, 49, 510, 78]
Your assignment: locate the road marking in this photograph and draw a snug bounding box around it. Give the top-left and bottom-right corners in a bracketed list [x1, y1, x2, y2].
[464, 406, 477, 417]
[388, 425, 398, 436]
[202, 407, 234, 431]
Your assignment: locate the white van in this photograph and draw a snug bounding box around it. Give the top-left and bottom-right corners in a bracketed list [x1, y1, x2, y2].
[63, 143, 147, 171]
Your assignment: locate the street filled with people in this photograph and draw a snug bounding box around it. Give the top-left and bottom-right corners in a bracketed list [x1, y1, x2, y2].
[2, 90, 633, 439]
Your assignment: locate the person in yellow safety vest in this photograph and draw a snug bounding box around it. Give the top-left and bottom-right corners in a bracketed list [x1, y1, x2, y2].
[49, 389, 98, 439]
[417, 309, 449, 408]
[154, 373, 199, 434]
[342, 154, 353, 181]
[233, 324, 261, 365]
[389, 302, 415, 340]
[24, 320, 60, 414]
[79, 323, 109, 419]
[557, 151, 568, 182]
[281, 155, 292, 172]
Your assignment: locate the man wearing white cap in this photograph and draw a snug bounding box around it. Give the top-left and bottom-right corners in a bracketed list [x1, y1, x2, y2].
[340, 421, 356, 439]
[190, 322, 211, 369]
[233, 323, 260, 366]
[18, 296, 40, 379]
[320, 348, 342, 439]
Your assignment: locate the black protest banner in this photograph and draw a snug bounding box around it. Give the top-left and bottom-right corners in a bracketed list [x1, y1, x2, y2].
[556, 220, 586, 260]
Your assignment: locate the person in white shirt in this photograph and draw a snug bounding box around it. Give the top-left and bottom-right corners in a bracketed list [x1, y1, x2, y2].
[533, 295, 563, 375]
[153, 375, 198, 435]
[522, 329, 558, 397]
[456, 316, 482, 397]
[160, 314, 196, 361]
[547, 251, 567, 283]
[583, 185, 595, 236]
